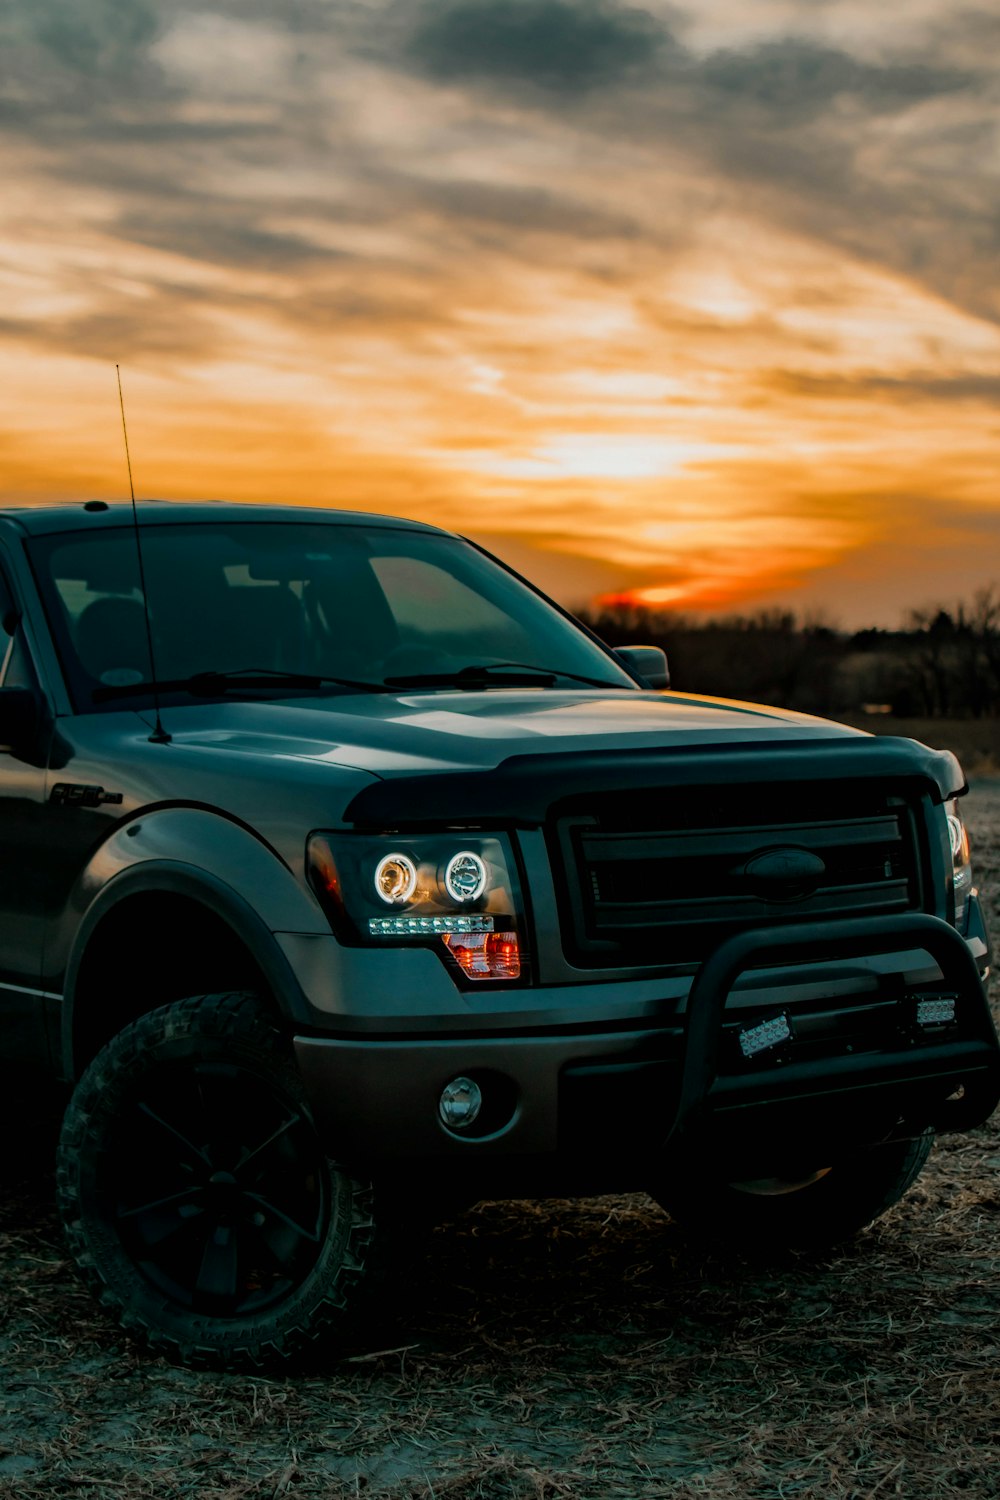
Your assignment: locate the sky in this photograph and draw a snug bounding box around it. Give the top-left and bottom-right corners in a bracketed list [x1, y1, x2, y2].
[2, 0, 999, 628]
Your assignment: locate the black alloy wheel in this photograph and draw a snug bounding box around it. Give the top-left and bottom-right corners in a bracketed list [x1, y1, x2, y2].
[110, 1057, 328, 1317]
[58, 993, 380, 1368]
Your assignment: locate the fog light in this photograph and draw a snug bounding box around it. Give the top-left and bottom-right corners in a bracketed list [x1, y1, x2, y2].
[439, 1076, 482, 1130]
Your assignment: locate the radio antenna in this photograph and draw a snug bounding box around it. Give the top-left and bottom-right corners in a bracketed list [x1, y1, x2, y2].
[116, 365, 170, 745]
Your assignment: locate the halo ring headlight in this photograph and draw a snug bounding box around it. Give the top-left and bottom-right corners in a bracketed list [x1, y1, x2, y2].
[445, 850, 487, 904]
[374, 852, 418, 905]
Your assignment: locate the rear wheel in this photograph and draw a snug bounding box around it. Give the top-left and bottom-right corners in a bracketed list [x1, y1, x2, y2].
[650, 1132, 933, 1252]
[57, 992, 380, 1368]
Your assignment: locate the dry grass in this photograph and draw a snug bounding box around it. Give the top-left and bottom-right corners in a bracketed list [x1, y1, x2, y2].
[1, 783, 998, 1499]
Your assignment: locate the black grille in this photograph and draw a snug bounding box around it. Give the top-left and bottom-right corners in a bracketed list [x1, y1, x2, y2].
[552, 783, 921, 968]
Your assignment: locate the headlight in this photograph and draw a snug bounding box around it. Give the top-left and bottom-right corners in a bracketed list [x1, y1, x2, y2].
[946, 800, 973, 931]
[444, 851, 487, 903]
[307, 830, 525, 982]
[374, 852, 418, 905]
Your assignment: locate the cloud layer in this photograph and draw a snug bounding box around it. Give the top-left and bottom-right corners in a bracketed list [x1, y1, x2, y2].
[2, 0, 999, 623]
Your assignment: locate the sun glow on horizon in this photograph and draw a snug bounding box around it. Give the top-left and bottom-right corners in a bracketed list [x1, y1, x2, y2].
[433, 433, 753, 482]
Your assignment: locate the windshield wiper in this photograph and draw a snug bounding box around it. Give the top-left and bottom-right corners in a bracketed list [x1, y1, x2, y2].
[92, 668, 387, 702]
[383, 662, 630, 691]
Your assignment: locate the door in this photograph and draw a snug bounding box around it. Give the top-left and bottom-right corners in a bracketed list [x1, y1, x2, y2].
[0, 563, 53, 1062]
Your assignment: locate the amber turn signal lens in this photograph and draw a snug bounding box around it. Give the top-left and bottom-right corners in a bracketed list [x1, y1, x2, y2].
[308, 836, 345, 910]
[442, 930, 521, 980]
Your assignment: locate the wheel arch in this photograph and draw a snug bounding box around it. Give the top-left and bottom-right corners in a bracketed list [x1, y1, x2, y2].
[62, 861, 316, 1080]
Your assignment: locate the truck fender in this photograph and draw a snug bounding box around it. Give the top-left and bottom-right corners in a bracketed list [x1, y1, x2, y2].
[69, 806, 328, 935]
[59, 808, 330, 1076]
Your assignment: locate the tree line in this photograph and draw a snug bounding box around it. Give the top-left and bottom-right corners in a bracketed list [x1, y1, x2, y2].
[576, 584, 1000, 718]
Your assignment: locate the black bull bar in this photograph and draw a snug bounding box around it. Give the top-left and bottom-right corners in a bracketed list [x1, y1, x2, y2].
[664, 913, 1000, 1150]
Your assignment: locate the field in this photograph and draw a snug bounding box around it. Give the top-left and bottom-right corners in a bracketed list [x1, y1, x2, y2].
[1, 780, 998, 1499]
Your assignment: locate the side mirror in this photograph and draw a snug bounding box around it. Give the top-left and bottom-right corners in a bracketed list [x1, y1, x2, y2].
[616, 645, 670, 690]
[0, 687, 39, 752]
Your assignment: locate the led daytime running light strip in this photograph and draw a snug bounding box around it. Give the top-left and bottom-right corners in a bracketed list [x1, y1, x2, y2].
[368, 914, 496, 937]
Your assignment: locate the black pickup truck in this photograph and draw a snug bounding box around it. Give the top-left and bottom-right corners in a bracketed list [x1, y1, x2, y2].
[0, 500, 995, 1367]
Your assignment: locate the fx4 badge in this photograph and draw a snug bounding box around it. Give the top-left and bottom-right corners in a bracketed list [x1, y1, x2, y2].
[50, 783, 123, 808]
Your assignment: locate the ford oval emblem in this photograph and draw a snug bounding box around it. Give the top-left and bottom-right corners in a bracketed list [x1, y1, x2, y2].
[744, 847, 826, 902]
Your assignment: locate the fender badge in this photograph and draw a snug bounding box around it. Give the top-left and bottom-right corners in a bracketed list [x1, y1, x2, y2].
[50, 783, 123, 808]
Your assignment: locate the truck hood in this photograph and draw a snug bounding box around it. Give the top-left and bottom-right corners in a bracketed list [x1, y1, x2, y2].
[156, 687, 864, 777]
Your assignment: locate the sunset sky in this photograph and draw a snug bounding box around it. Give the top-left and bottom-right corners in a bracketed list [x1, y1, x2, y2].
[2, 0, 999, 626]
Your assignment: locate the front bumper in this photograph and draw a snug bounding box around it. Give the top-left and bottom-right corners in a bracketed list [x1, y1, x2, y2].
[293, 910, 1000, 1188]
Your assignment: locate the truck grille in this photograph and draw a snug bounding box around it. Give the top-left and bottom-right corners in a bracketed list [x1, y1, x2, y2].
[551, 783, 921, 968]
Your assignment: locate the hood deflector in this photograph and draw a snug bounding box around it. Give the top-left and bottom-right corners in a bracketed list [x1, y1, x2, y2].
[342, 736, 964, 828]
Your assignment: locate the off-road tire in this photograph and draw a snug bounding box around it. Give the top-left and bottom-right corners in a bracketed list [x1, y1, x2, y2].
[57, 992, 380, 1369]
[651, 1131, 933, 1253]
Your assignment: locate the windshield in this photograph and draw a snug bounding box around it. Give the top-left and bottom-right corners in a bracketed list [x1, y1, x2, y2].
[28, 519, 635, 710]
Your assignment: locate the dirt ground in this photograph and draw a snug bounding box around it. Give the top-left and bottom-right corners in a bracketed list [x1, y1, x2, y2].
[2, 782, 999, 1500]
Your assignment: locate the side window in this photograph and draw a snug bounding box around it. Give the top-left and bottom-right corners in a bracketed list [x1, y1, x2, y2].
[39, 536, 150, 691]
[0, 571, 16, 685]
[0, 568, 34, 691]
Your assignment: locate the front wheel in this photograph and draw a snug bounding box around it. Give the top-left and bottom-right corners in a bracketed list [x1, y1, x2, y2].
[57, 993, 381, 1368]
[649, 1132, 933, 1253]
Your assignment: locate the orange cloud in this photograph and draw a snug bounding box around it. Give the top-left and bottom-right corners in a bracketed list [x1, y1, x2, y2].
[1, 1, 999, 630]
